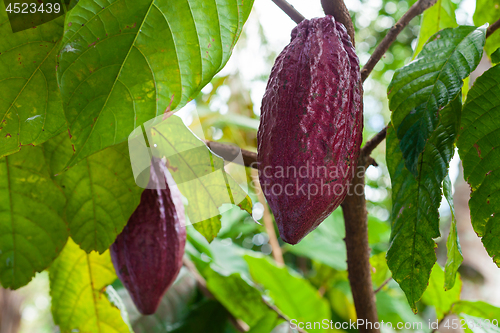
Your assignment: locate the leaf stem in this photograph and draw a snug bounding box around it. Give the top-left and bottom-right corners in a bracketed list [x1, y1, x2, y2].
[487, 17, 500, 38]
[271, 0, 305, 24]
[361, 126, 388, 158]
[374, 277, 392, 294]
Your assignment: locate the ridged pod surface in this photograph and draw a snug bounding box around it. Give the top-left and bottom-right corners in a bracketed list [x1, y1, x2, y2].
[110, 159, 186, 315]
[257, 16, 363, 244]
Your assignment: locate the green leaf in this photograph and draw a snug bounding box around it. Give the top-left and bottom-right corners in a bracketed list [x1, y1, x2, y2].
[413, 0, 458, 58]
[386, 91, 461, 311]
[389, 25, 486, 175]
[370, 252, 391, 288]
[193, 215, 222, 244]
[169, 300, 232, 333]
[44, 132, 143, 253]
[453, 301, 500, 332]
[58, 0, 254, 166]
[50, 238, 130, 333]
[421, 264, 461, 320]
[474, 0, 500, 56]
[284, 210, 346, 271]
[204, 269, 272, 327]
[0, 10, 65, 158]
[145, 114, 252, 242]
[457, 64, 500, 267]
[492, 47, 500, 64]
[245, 255, 330, 332]
[0, 145, 68, 289]
[443, 175, 463, 290]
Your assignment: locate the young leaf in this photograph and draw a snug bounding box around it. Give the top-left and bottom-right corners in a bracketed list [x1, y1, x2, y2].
[245, 255, 330, 331]
[58, 0, 254, 166]
[0, 10, 65, 158]
[0, 145, 68, 289]
[452, 301, 500, 331]
[474, 0, 500, 56]
[492, 47, 500, 64]
[413, 0, 458, 58]
[50, 238, 130, 333]
[457, 64, 500, 268]
[147, 115, 252, 243]
[443, 175, 463, 290]
[44, 132, 143, 254]
[388, 25, 485, 175]
[420, 264, 461, 320]
[386, 91, 461, 311]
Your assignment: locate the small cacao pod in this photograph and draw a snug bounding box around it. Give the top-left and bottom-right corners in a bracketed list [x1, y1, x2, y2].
[257, 16, 363, 244]
[110, 158, 186, 315]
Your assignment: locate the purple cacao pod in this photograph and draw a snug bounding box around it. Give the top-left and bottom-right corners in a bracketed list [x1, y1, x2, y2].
[257, 16, 363, 244]
[110, 159, 186, 315]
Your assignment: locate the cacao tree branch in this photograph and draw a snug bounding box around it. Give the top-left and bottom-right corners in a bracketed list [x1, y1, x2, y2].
[321, 1, 380, 331]
[374, 277, 392, 294]
[321, 0, 356, 45]
[271, 0, 306, 24]
[361, 126, 388, 158]
[487, 17, 500, 38]
[341, 160, 380, 333]
[205, 141, 258, 168]
[360, 0, 438, 82]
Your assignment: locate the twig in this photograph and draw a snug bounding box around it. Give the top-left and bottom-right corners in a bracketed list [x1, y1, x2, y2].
[359, 14, 500, 157]
[271, 0, 305, 24]
[251, 170, 285, 265]
[374, 277, 392, 294]
[183, 257, 249, 332]
[360, 0, 438, 82]
[264, 301, 307, 333]
[321, 0, 356, 45]
[487, 17, 500, 38]
[205, 141, 257, 168]
[360, 126, 388, 158]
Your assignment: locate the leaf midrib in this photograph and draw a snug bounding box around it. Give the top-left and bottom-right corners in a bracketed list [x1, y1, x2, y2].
[69, 1, 156, 164]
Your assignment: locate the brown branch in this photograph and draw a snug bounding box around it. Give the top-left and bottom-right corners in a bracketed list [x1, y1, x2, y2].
[360, 0, 438, 82]
[321, 0, 356, 46]
[341, 160, 380, 333]
[271, 0, 305, 24]
[205, 141, 257, 168]
[374, 277, 392, 294]
[361, 126, 388, 158]
[487, 17, 500, 38]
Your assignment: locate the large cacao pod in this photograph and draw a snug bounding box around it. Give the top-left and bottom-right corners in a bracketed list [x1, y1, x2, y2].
[110, 158, 186, 315]
[257, 16, 363, 244]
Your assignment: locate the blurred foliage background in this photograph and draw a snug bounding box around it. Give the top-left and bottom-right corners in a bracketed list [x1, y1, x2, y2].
[9, 0, 498, 332]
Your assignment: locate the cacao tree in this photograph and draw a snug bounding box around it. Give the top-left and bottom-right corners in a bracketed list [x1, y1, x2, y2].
[1, 0, 500, 332]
